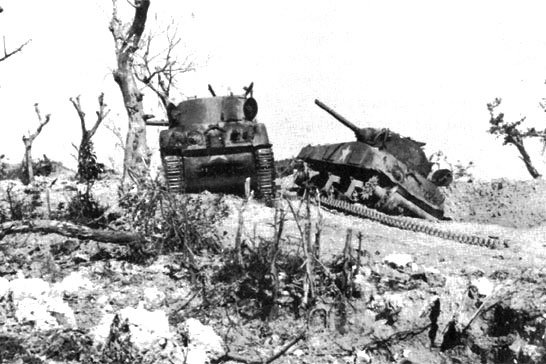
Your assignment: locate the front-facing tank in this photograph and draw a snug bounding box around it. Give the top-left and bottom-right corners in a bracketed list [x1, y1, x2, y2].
[296, 99, 452, 220]
[159, 83, 275, 202]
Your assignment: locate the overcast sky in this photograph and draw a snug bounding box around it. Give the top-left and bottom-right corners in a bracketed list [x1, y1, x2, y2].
[1, 0, 546, 179]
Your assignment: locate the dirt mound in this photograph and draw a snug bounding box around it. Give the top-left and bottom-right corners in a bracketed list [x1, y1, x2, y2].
[443, 178, 546, 228]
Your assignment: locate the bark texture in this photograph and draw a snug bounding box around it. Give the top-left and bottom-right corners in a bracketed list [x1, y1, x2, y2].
[109, 0, 151, 185]
[0, 219, 144, 245]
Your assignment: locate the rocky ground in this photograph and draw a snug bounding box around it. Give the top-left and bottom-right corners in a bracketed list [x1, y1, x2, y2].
[0, 172, 545, 364]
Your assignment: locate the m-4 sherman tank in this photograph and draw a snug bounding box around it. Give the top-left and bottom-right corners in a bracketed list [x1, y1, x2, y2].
[296, 100, 452, 220]
[158, 83, 275, 202]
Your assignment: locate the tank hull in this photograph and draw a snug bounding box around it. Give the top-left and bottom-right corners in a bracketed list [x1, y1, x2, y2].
[158, 89, 275, 202]
[297, 141, 445, 219]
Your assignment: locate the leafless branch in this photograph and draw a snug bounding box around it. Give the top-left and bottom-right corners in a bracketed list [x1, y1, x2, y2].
[70, 95, 86, 133]
[69, 93, 110, 140]
[105, 121, 126, 151]
[134, 23, 195, 109]
[0, 37, 31, 63]
[24, 103, 51, 145]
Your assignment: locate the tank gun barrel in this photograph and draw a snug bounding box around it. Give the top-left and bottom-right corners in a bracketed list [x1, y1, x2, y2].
[314, 99, 360, 133]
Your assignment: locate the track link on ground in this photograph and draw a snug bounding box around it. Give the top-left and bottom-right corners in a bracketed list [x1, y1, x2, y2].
[314, 195, 509, 249]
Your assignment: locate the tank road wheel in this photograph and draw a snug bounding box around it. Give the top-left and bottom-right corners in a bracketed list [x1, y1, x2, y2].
[255, 147, 275, 205]
[162, 155, 185, 193]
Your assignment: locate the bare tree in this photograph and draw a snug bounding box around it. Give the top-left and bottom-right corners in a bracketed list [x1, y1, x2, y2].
[22, 104, 51, 184]
[487, 98, 546, 179]
[69, 93, 109, 182]
[109, 0, 151, 185]
[134, 24, 195, 111]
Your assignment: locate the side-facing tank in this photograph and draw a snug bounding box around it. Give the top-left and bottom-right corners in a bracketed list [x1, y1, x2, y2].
[296, 99, 452, 220]
[158, 83, 275, 202]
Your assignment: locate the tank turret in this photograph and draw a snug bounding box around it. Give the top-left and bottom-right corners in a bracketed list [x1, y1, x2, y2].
[315, 99, 433, 177]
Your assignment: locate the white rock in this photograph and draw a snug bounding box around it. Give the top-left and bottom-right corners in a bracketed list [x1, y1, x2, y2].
[142, 338, 186, 364]
[292, 349, 305, 357]
[471, 277, 494, 297]
[424, 266, 441, 274]
[146, 258, 172, 274]
[143, 286, 166, 310]
[46, 296, 77, 327]
[521, 343, 542, 363]
[355, 349, 372, 363]
[95, 295, 109, 306]
[94, 307, 172, 352]
[356, 266, 372, 277]
[92, 313, 115, 345]
[180, 318, 225, 363]
[383, 292, 405, 311]
[384, 253, 413, 269]
[8, 277, 76, 330]
[10, 277, 50, 301]
[124, 307, 172, 350]
[53, 271, 94, 295]
[0, 277, 9, 298]
[353, 274, 376, 303]
[14, 297, 59, 330]
[185, 347, 209, 364]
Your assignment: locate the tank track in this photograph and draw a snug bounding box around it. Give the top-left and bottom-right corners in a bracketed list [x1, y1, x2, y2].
[162, 155, 185, 193]
[255, 148, 275, 204]
[317, 196, 509, 249]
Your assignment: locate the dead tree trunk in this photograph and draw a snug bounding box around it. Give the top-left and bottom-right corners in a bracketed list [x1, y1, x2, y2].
[69, 93, 109, 181]
[510, 135, 541, 178]
[0, 219, 144, 245]
[109, 0, 151, 186]
[22, 103, 51, 184]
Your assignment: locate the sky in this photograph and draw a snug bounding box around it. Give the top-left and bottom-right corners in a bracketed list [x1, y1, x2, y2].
[1, 0, 546, 180]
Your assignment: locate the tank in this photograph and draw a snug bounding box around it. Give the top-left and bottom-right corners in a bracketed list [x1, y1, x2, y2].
[158, 83, 275, 203]
[296, 99, 452, 220]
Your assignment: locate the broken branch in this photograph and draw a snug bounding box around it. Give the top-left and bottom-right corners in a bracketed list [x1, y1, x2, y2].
[0, 219, 145, 245]
[0, 37, 31, 63]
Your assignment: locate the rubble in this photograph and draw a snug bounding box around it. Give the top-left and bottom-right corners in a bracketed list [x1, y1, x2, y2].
[5, 276, 77, 330]
[53, 270, 94, 294]
[179, 318, 226, 364]
[471, 276, 495, 297]
[1, 173, 546, 364]
[384, 253, 413, 269]
[94, 305, 172, 352]
[0, 277, 9, 298]
[143, 286, 166, 310]
[142, 338, 187, 364]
